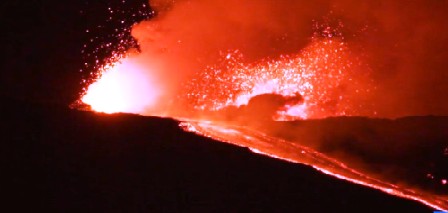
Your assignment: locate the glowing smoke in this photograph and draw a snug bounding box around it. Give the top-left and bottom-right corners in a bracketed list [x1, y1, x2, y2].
[82, 0, 448, 118]
[137, 0, 448, 117]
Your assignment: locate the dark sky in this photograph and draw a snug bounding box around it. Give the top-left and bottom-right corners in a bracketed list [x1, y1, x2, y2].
[0, 0, 149, 105]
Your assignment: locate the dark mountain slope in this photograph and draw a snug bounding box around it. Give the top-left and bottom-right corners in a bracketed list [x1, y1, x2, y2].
[0, 99, 431, 212]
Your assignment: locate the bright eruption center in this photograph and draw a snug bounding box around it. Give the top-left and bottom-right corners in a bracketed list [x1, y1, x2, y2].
[82, 56, 159, 114]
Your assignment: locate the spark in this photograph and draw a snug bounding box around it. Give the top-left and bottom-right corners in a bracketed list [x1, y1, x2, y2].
[182, 37, 374, 120]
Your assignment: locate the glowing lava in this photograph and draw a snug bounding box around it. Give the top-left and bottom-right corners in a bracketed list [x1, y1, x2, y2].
[182, 37, 374, 119]
[180, 121, 448, 210]
[81, 56, 160, 114]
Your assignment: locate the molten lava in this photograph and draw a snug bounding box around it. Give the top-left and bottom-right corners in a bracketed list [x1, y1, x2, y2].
[182, 37, 374, 119]
[179, 121, 448, 210]
[81, 36, 374, 119]
[81, 56, 160, 114]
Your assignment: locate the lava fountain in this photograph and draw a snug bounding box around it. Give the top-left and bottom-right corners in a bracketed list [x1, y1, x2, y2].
[181, 36, 374, 120]
[82, 55, 161, 114]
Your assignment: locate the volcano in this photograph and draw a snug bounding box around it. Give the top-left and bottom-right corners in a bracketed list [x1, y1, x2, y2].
[2, 0, 447, 211]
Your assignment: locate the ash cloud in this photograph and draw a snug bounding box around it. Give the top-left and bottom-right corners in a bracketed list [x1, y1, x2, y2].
[132, 0, 448, 117]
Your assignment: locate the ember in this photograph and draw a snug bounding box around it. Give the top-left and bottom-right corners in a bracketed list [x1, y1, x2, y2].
[181, 35, 374, 120]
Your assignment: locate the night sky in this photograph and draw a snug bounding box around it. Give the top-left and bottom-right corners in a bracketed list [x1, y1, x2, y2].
[1, 0, 149, 105]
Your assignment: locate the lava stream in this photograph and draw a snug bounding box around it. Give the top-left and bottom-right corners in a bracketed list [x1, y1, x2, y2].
[179, 120, 448, 210]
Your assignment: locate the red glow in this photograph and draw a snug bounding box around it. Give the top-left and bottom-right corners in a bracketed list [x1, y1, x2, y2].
[180, 121, 448, 210]
[81, 56, 160, 114]
[182, 37, 374, 119]
[76, 1, 447, 210]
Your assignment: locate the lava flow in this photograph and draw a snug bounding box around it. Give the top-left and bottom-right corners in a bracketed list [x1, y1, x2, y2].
[78, 44, 447, 209]
[179, 121, 448, 210]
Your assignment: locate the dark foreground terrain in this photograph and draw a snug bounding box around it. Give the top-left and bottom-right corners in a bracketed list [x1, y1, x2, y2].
[1, 99, 433, 212]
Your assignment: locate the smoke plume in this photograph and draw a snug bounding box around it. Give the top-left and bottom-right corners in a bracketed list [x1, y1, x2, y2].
[127, 0, 448, 117]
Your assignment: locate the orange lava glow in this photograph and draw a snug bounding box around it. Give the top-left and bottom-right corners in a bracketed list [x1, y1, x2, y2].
[182, 37, 374, 120]
[81, 56, 160, 114]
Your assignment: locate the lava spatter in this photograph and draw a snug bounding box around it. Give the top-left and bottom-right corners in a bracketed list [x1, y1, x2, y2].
[182, 35, 374, 120]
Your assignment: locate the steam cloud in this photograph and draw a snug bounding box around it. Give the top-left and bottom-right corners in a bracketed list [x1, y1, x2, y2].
[128, 0, 448, 117]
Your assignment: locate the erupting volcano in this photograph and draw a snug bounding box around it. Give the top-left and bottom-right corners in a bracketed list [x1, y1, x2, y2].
[82, 23, 375, 119]
[76, 0, 448, 211]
